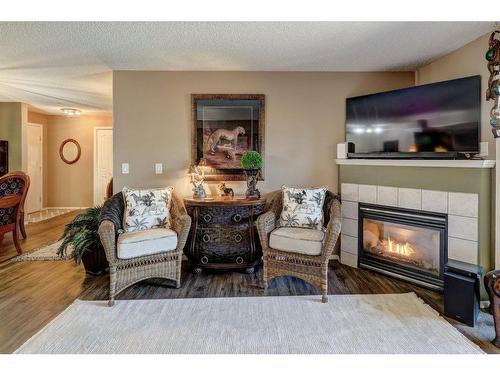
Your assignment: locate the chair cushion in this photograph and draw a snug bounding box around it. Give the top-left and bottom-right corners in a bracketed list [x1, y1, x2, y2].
[117, 228, 178, 259]
[279, 186, 327, 230]
[269, 227, 325, 256]
[122, 186, 174, 233]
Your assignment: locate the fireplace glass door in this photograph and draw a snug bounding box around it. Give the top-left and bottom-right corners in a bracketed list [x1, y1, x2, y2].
[362, 218, 441, 276]
[359, 204, 447, 289]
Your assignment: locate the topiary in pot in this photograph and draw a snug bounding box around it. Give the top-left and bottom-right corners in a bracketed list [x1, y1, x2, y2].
[240, 151, 262, 199]
[240, 150, 262, 170]
[57, 206, 108, 275]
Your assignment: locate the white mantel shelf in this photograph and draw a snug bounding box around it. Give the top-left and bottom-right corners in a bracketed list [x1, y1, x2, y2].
[335, 159, 496, 169]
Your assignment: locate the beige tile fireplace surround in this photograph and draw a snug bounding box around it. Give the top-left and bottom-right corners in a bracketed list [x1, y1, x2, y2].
[337, 159, 495, 297]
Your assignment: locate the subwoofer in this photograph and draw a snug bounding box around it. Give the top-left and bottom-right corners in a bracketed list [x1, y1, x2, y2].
[444, 260, 483, 327]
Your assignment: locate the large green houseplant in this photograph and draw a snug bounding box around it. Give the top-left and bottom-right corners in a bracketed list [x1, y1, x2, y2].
[240, 151, 262, 199]
[57, 206, 108, 275]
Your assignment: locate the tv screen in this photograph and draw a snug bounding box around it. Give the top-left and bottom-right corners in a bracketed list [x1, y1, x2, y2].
[345, 75, 481, 158]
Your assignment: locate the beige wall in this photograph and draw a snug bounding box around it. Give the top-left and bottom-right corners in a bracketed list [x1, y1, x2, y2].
[45, 115, 112, 207]
[417, 33, 494, 159]
[27, 112, 112, 207]
[113, 71, 414, 197]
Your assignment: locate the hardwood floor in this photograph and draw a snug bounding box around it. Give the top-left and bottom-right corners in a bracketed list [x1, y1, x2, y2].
[0, 212, 498, 354]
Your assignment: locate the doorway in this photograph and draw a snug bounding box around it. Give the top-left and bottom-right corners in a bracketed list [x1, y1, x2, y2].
[94, 127, 113, 206]
[26, 123, 43, 213]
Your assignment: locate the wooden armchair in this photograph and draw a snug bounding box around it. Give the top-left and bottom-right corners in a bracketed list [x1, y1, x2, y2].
[256, 190, 341, 303]
[98, 192, 191, 306]
[0, 171, 30, 254]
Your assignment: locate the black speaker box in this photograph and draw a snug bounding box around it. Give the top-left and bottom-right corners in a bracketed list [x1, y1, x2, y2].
[444, 259, 483, 327]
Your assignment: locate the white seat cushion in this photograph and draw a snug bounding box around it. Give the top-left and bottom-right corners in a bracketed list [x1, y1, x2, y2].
[117, 228, 178, 260]
[269, 227, 325, 256]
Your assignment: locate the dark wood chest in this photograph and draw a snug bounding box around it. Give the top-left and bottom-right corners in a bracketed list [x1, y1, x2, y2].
[184, 196, 266, 273]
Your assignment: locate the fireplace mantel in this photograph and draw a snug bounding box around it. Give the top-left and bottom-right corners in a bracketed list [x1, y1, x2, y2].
[336, 159, 495, 169]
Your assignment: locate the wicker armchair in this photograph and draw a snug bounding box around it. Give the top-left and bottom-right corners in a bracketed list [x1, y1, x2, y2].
[256, 190, 341, 303]
[98, 192, 191, 306]
[0, 171, 30, 254]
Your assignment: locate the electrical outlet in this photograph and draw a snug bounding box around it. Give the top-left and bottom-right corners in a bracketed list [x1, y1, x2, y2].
[121, 163, 129, 174]
[155, 163, 163, 174]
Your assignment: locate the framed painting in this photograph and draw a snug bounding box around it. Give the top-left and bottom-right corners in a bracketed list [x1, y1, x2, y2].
[191, 94, 265, 181]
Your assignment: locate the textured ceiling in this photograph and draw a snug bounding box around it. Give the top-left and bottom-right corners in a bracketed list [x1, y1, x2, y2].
[0, 22, 494, 115]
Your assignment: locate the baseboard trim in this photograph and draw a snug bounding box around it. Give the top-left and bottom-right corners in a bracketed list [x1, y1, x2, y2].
[42, 207, 88, 210]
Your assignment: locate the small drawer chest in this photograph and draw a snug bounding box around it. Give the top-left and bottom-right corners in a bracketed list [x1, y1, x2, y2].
[184, 196, 266, 273]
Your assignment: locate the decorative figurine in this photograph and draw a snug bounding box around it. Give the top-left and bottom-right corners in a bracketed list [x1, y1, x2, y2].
[219, 183, 234, 198]
[486, 30, 500, 137]
[240, 151, 262, 199]
[188, 159, 207, 198]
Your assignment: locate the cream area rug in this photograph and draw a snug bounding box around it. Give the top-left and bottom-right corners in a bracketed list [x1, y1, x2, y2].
[14, 240, 71, 261]
[15, 293, 483, 354]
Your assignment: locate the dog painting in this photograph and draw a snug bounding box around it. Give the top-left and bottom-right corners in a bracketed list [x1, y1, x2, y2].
[192, 94, 265, 181]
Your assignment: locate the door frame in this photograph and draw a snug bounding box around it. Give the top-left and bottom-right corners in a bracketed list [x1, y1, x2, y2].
[26, 122, 43, 213]
[93, 127, 113, 206]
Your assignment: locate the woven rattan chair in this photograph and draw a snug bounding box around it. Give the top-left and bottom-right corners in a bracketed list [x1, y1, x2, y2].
[98, 191, 191, 306]
[256, 190, 341, 303]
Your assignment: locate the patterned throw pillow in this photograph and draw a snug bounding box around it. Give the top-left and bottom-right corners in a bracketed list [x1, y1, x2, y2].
[122, 186, 174, 233]
[279, 186, 327, 230]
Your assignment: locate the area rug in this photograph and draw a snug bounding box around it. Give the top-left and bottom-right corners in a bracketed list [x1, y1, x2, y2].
[15, 293, 483, 354]
[14, 240, 71, 261]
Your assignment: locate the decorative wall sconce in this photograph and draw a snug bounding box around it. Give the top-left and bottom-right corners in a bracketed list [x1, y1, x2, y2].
[486, 30, 500, 137]
[188, 158, 207, 198]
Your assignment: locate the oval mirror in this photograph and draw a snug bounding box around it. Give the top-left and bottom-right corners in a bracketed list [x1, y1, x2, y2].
[59, 139, 81, 164]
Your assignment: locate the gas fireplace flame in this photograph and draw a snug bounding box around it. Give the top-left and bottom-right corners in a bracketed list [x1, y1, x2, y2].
[385, 234, 415, 257]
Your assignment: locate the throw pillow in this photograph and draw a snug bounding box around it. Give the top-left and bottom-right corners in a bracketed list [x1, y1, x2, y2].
[122, 186, 174, 232]
[279, 186, 327, 230]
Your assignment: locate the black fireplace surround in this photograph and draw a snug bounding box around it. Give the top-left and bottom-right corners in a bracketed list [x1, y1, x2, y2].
[358, 203, 448, 291]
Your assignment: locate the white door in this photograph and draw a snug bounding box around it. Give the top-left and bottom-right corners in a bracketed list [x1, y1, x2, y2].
[26, 124, 43, 213]
[94, 128, 113, 205]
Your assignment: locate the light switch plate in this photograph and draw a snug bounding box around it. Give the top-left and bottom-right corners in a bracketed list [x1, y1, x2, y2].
[121, 163, 129, 174]
[155, 163, 163, 174]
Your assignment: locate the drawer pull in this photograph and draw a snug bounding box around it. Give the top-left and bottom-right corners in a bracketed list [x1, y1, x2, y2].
[202, 234, 211, 243]
[233, 214, 242, 222]
[201, 256, 209, 264]
[233, 234, 243, 243]
[203, 214, 212, 223]
[236, 257, 244, 264]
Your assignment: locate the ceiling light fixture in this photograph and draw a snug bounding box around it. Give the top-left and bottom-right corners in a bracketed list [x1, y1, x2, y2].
[60, 108, 82, 117]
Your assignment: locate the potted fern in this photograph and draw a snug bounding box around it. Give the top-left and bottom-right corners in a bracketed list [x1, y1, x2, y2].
[240, 151, 262, 199]
[57, 206, 108, 275]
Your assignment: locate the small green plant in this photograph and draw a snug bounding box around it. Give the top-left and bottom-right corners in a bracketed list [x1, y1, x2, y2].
[240, 151, 262, 170]
[57, 206, 102, 263]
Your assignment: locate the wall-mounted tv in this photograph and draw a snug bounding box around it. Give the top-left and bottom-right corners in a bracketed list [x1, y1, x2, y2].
[345, 75, 481, 159]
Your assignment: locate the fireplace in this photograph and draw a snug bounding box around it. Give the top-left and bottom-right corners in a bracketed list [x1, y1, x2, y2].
[358, 203, 447, 290]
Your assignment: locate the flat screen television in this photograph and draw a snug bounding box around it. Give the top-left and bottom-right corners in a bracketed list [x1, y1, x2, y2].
[345, 75, 481, 159]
